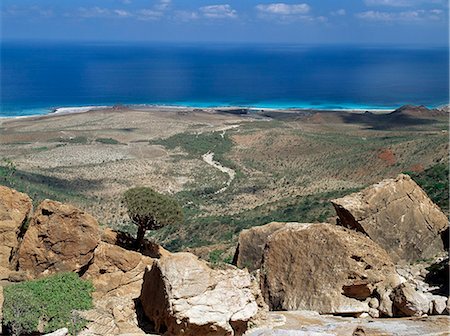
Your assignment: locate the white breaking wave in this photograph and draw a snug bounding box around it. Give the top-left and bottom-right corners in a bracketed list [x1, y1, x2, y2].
[51, 106, 109, 115]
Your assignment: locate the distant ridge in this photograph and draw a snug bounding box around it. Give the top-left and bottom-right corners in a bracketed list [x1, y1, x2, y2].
[389, 104, 448, 119]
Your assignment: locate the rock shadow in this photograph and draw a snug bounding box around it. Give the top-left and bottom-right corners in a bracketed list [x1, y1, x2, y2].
[134, 298, 159, 335]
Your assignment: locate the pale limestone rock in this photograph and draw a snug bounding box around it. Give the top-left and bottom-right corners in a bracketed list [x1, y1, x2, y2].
[375, 274, 404, 317]
[260, 223, 398, 315]
[140, 252, 263, 336]
[233, 222, 307, 271]
[82, 242, 153, 299]
[43, 328, 68, 336]
[79, 296, 149, 336]
[431, 295, 447, 315]
[392, 283, 430, 316]
[332, 174, 448, 263]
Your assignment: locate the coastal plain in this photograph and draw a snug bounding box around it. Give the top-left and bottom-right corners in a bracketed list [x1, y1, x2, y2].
[0, 105, 448, 260]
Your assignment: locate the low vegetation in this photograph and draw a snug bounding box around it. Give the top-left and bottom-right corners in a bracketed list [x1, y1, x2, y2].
[3, 272, 94, 336]
[150, 187, 361, 251]
[95, 137, 120, 145]
[406, 163, 449, 214]
[152, 131, 234, 165]
[0, 160, 89, 207]
[54, 136, 89, 144]
[1, 108, 447, 253]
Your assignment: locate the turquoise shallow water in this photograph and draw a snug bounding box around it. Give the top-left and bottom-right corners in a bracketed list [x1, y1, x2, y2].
[1, 42, 448, 117]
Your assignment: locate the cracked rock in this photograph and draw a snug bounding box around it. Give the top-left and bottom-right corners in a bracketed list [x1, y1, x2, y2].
[18, 200, 101, 277]
[140, 252, 263, 336]
[260, 223, 399, 315]
[332, 174, 448, 263]
[0, 185, 32, 274]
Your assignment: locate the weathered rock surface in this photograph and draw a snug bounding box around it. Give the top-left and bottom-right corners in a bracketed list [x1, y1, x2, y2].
[245, 310, 450, 336]
[83, 242, 153, 299]
[18, 200, 101, 277]
[260, 223, 400, 315]
[392, 283, 430, 317]
[140, 252, 263, 336]
[0, 186, 32, 272]
[43, 328, 68, 336]
[332, 174, 448, 263]
[392, 254, 449, 316]
[79, 296, 153, 336]
[233, 222, 305, 272]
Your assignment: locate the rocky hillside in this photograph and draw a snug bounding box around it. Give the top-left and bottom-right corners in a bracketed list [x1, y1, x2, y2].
[1, 106, 448, 254]
[0, 170, 448, 335]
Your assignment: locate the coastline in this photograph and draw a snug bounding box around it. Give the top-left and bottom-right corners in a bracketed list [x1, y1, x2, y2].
[0, 103, 401, 121]
[1, 100, 448, 120]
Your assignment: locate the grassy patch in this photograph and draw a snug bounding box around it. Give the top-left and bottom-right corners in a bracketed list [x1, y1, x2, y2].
[406, 163, 449, 214]
[3, 272, 94, 335]
[95, 137, 120, 145]
[152, 131, 233, 163]
[32, 146, 49, 152]
[0, 164, 92, 206]
[51, 136, 89, 144]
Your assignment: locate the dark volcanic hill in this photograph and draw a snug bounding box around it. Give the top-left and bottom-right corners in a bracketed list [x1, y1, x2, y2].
[388, 105, 448, 119]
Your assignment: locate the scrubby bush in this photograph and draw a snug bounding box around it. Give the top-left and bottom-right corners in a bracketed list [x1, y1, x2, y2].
[123, 187, 184, 249]
[3, 272, 94, 335]
[95, 137, 120, 144]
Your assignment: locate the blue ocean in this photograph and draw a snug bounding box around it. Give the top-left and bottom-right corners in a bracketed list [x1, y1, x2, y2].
[1, 42, 448, 117]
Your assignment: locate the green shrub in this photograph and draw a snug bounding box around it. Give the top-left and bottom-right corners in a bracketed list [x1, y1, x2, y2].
[208, 249, 224, 264]
[3, 272, 94, 335]
[95, 137, 120, 145]
[52, 136, 88, 144]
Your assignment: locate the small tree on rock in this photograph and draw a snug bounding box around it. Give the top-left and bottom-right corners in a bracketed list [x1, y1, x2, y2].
[123, 187, 183, 249]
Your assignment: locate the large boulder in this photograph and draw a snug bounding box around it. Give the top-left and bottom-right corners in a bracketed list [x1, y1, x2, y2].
[260, 223, 400, 315]
[332, 174, 448, 263]
[18, 200, 101, 277]
[233, 222, 304, 272]
[0, 186, 32, 273]
[140, 252, 263, 336]
[392, 283, 431, 316]
[82, 242, 153, 299]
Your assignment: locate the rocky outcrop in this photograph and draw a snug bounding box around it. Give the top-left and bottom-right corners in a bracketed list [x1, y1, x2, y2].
[82, 242, 153, 299]
[332, 174, 448, 263]
[79, 296, 153, 336]
[101, 228, 170, 259]
[140, 252, 264, 336]
[17, 200, 101, 277]
[246, 310, 450, 336]
[0, 186, 32, 275]
[233, 222, 304, 272]
[260, 223, 400, 315]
